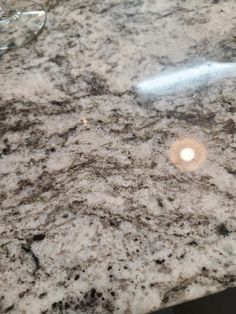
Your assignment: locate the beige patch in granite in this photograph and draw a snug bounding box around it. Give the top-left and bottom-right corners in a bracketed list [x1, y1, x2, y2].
[169, 137, 207, 171]
[79, 117, 88, 127]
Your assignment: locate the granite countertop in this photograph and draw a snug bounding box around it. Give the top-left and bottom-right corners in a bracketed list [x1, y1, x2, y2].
[0, 0, 236, 313]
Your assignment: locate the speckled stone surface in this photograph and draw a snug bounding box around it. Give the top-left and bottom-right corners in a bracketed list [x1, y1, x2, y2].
[0, 1, 236, 313]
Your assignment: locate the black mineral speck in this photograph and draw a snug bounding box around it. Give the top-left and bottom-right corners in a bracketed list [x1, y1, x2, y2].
[52, 301, 63, 311]
[150, 161, 157, 168]
[4, 304, 14, 313]
[102, 300, 114, 312]
[90, 288, 96, 298]
[86, 73, 108, 96]
[52, 302, 57, 309]
[158, 199, 164, 208]
[155, 259, 165, 265]
[32, 234, 45, 242]
[188, 240, 198, 246]
[38, 292, 47, 299]
[216, 223, 230, 237]
[65, 303, 70, 309]
[74, 274, 80, 281]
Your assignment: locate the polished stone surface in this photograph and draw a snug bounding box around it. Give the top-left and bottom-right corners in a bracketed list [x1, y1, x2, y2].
[0, 0, 236, 313]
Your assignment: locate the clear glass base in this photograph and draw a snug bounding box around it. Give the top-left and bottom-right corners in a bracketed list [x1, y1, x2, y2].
[0, 1, 46, 50]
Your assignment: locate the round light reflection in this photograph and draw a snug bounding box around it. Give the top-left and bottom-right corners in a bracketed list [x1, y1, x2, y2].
[179, 147, 195, 162]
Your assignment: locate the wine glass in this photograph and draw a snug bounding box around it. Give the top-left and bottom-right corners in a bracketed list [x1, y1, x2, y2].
[0, 0, 46, 50]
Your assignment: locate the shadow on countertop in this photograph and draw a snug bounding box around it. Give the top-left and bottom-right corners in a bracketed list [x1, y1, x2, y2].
[153, 288, 236, 314]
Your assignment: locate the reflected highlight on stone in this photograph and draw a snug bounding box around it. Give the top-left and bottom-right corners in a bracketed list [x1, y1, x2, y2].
[179, 147, 195, 162]
[169, 138, 207, 171]
[135, 62, 236, 98]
